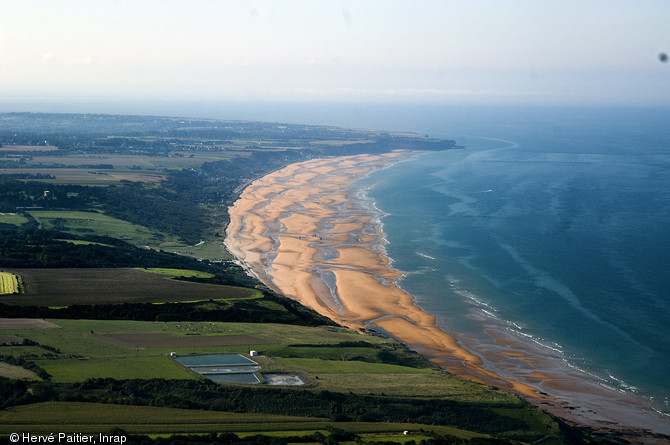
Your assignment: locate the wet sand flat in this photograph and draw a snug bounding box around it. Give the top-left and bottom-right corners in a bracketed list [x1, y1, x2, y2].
[225, 152, 670, 436]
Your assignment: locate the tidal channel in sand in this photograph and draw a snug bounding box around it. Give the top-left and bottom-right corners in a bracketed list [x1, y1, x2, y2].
[225, 152, 669, 437]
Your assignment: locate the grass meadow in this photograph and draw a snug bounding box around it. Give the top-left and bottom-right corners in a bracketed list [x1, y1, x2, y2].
[28, 210, 180, 248]
[274, 357, 432, 374]
[0, 213, 30, 226]
[26, 210, 233, 260]
[1, 320, 383, 361]
[37, 356, 196, 382]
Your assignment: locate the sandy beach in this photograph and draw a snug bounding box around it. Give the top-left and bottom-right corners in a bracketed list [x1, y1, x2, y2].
[225, 152, 670, 437]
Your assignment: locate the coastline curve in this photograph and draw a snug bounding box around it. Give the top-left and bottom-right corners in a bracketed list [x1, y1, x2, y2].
[224, 152, 670, 437]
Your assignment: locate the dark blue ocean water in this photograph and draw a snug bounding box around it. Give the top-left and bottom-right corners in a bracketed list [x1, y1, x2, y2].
[358, 106, 670, 415]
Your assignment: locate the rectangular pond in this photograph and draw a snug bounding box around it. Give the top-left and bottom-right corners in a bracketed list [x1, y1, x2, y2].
[174, 353, 260, 384]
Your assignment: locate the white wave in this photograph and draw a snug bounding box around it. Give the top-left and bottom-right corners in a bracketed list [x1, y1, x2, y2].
[480, 309, 500, 320]
[509, 321, 525, 331]
[507, 328, 565, 355]
[458, 290, 494, 311]
[607, 373, 639, 393]
[416, 251, 436, 260]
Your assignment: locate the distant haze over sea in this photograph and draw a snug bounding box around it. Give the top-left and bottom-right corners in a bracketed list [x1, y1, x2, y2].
[5, 97, 667, 138]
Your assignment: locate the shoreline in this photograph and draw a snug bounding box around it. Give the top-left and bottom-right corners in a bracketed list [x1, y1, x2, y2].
[225, 152, 669, 437]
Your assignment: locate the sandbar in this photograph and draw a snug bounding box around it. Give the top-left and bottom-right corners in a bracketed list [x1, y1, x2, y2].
[225, 152, 670, 436]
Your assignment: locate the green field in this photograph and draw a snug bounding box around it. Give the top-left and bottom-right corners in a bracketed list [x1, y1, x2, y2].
[276, 357, 433, 374]
[0, 271, 19, 295]
[0, 213, 30, 226]
[28, 210, 181, 248]
[0, 320, 381, 362]
[26, 210, 232, 261]
[38, 356, 196, 382]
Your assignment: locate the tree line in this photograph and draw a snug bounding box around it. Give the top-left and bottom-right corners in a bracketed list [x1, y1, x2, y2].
[63, 430, 507, 445]
[0, 294, 336, 327]
[0, 377, 538, 436]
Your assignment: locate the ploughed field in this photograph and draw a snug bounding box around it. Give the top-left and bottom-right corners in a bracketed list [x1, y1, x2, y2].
[0, 268, 255, 306]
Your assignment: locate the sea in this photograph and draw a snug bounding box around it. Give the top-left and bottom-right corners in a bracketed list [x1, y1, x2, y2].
[351, 105, 670, 417]
[4, 98, 669, 415]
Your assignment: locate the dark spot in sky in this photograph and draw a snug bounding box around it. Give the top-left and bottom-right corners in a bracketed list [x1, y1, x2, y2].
[342, 8, 353, 27]
[659, 53, 668, 63]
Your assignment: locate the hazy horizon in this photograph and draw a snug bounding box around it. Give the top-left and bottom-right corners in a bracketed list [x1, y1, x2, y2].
[2, 1, 669, 109]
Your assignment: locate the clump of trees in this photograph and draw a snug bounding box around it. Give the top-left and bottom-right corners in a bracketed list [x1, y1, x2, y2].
[0, 179, 208, 244]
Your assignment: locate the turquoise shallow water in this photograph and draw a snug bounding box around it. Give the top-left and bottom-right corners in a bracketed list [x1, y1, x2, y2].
[357, 107, 670, 415]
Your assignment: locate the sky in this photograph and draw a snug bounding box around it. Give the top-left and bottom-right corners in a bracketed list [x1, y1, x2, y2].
[1, 0, 670, 107]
